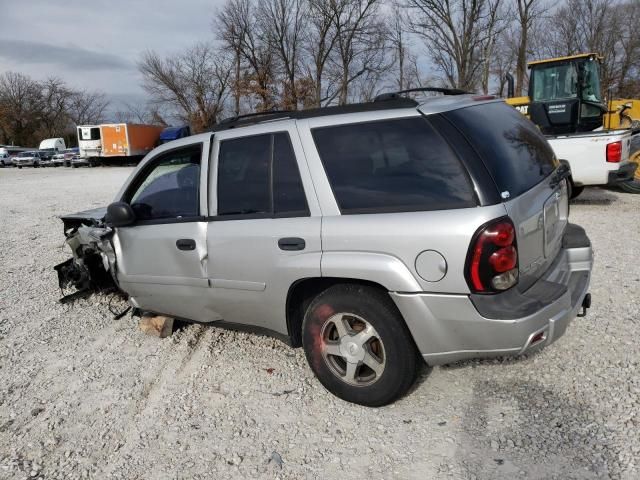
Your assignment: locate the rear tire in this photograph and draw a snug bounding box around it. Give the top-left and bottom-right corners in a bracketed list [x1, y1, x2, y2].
[619, 140, 640, 193]
[302, 284, 420, 407]
[620, 179, 640, 193]
[570, 186, 584, 198]
[568, 178, 584, 199]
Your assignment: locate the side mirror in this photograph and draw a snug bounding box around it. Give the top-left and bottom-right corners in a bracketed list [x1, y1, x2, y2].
[106, 201, 136, 227]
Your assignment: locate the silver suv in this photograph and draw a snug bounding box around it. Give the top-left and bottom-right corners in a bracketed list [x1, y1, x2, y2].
[55, 94, 593, 406]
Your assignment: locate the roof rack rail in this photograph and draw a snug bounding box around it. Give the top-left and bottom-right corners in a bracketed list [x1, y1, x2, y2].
[217, 109, 294, 126]
[374, 87, 468, 102]
[211, 98, 419, 131]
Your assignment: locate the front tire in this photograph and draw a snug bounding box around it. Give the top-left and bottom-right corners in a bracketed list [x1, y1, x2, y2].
[302, 284, 420, 407]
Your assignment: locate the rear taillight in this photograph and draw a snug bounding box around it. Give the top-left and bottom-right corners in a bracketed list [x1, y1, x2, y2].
[606, 141, 622, 163]
[465, 218, 519, 293]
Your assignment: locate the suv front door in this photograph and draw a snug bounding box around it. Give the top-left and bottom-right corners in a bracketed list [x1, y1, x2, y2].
[113, 142, 216, 321]
[206, 123, 321, 337]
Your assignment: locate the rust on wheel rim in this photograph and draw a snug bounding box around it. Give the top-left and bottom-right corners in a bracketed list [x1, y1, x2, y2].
[320, 312, 386, 386]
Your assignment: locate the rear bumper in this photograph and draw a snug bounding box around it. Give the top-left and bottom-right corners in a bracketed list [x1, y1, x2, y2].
[607, 162, 637, 185]
[390, 223, 593, 365]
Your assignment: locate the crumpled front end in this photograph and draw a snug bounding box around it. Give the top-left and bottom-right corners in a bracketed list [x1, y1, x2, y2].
[54, 208, 121, 303]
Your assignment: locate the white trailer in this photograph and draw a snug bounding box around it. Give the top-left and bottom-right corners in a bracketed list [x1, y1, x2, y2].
[77, 125, 102, 159]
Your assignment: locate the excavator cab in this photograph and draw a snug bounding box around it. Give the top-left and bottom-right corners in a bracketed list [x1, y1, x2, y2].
[527, 53, 605, 134]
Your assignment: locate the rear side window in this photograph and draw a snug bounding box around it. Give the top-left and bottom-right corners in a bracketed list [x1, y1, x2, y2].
[445, 102, 557, 197]
[217, 132, 309, 217]
[312, 117, 476, 213]
[217, 134, 271, 215]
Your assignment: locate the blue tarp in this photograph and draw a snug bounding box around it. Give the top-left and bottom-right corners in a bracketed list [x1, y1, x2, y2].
[160, 126, 190, 141]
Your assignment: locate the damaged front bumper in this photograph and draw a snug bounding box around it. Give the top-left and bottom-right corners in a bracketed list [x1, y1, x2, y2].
[54, 207, 121, 303]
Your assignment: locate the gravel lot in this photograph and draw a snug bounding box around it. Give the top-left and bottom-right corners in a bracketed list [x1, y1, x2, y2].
[0, 167, 638, 480]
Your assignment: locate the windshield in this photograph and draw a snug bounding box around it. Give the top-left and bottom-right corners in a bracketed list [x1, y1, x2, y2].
[532, 63, 578, 101]
[19, 152, 36, 157]
[580, 59, 602, 102]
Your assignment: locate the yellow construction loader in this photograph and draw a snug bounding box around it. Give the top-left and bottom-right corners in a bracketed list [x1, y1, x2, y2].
[506, 53, 640, 193]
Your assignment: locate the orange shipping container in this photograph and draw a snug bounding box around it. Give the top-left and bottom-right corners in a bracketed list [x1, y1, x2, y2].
[100, 123, 164, 157]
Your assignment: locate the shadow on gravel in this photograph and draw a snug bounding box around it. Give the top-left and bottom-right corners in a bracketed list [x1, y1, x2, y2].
[571, 188, 617, 206]
[406, 362, 433, 395]
[438, 349, 545, 372]
[457, 378, 617, 479]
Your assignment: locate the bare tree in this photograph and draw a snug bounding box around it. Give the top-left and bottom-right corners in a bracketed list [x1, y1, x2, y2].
[492, 27, 518, 96]
[305, 0, 340, 106]
[512, 0, 546, 95]
[39, 77, 74, 138]
[407, 0, 507, 91]
[615, 1, 640, 97]
[138, 43, 232, 132]
[113, 103, 167, 125]
[215, 0, 248, 115]
[0, 72, 44, 146]
[388, 2, 421, 90]
[479, 0, 508, 94]
[326, 0, 390, 105]
[217, 0, 277, 112]
[538, 0, 640, 97]
[261, 0, 308, 109]
[66, 90, 109, 126]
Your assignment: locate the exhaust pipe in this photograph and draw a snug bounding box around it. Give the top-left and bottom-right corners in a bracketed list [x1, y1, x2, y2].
[505, 73, 515, 98]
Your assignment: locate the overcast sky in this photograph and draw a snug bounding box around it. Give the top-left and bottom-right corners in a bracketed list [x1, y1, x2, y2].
[0, 0, 225, 109]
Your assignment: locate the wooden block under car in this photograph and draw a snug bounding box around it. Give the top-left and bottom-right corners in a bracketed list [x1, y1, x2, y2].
[139, 315, 174, 338]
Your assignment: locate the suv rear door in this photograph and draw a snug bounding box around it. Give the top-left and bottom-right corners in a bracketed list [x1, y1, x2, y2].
[442, 102, 569, 289]
[206, 122, 321, 335]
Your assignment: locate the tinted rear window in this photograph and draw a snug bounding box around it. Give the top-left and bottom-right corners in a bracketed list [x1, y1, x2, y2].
[445, 102, 557, 197]
[312, 117, 476, 213]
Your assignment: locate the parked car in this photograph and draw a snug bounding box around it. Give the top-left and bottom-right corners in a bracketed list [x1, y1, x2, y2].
[55, 93, 593, 406]
[71, 155, 90, 168]
[0, 152, 13, 167]
[13, 151, 44, 168]
[52, 154, 66, 167]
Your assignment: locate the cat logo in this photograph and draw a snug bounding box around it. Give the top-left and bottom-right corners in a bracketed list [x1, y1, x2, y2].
[515, 105, 529, 115]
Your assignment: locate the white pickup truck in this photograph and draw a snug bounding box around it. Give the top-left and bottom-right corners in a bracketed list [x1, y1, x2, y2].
[547, 129, 638, 197]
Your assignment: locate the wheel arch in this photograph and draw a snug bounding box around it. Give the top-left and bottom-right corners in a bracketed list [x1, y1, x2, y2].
[286, 277, 392, 348]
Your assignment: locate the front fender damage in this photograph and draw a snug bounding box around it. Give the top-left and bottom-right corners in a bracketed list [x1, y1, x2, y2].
[54, 223, 121, 304]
